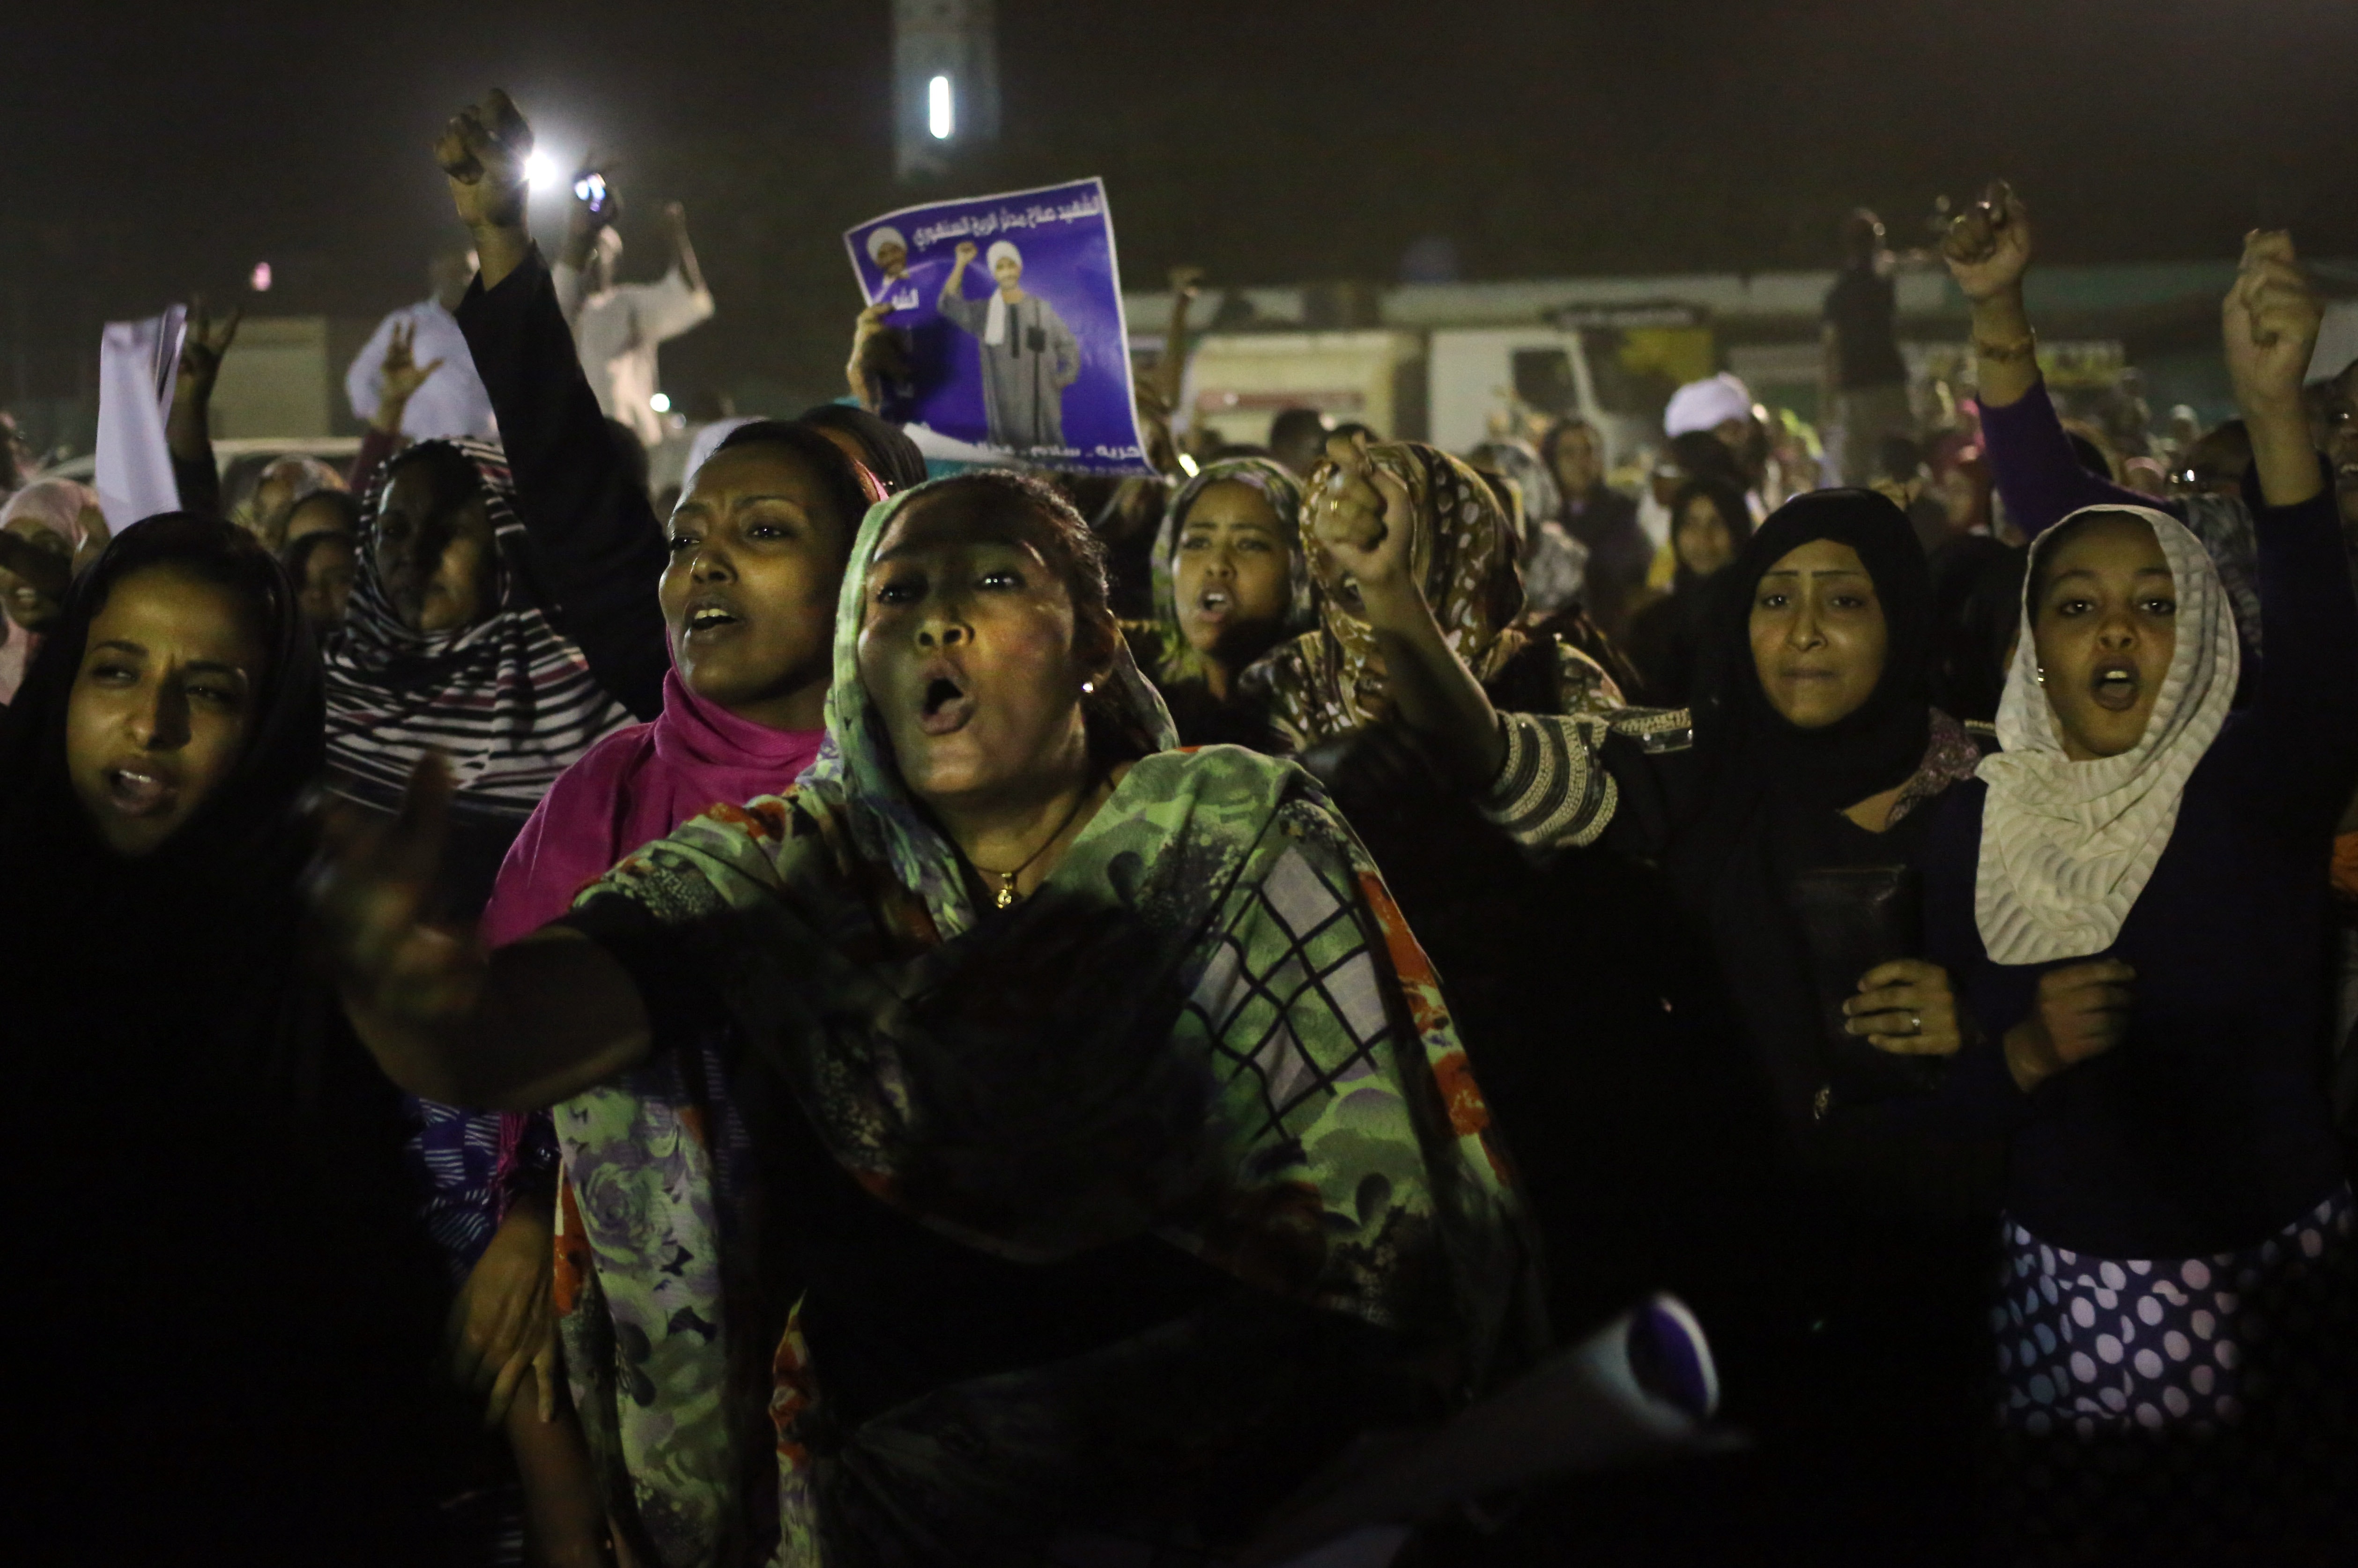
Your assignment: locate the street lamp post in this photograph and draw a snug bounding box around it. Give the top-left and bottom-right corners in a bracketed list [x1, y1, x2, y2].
[893, 0, 998, 182]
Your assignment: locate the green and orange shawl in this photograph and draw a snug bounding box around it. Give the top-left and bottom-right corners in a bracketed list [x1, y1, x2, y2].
[554, 483, 1542, 1565]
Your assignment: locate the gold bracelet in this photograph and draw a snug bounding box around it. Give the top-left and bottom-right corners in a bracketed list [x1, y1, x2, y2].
[1973, 331, 2039, 365]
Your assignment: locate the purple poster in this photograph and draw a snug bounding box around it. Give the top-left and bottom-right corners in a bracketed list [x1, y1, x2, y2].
[845, 178, 1152, 474]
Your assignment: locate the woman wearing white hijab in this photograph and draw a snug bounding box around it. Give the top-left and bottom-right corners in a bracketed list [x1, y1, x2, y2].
[1884, 237, 2357, 1553]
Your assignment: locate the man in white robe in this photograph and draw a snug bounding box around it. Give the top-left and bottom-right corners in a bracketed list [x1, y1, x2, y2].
[937, 240, 1081, 451]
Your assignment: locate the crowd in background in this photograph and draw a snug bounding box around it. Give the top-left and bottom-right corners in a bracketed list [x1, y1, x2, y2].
[5, 85, 2358, 1568]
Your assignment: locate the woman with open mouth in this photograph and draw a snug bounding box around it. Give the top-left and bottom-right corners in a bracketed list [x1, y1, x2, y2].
[1121, 454, 1312, 749]
[311, 466, 1542, 1565]
[1880, 233, 2358, 1556]
[2, 515, 468, 1559]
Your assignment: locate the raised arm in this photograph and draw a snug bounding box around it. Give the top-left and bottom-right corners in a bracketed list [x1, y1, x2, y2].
[2225, 232, 2358, 815]
[937, 243, 985, 332]
[1311, 432, 1509, 789]
[165, 298, 239, 520]
[1159, 266, 1204, 414]
[663, 200, 708, 299]
[313, 755, 653, 1110]
[1942, 183, 2170, 538]
[437, 91, 669, 720]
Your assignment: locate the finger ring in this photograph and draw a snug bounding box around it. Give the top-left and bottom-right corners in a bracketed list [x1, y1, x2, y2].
[1909, 1011, 1923, 1035]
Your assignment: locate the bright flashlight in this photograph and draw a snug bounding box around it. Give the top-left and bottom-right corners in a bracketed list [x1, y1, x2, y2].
[649, 392, 671, 414]
[524, 150, 559, 188]
[927, 75, 954, 141]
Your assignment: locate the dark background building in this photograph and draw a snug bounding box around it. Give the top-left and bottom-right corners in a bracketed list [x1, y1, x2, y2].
[4, 0, 2352, 445]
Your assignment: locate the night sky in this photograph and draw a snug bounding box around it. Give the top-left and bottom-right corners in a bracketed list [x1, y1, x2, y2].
[7, 0, 2353, 415]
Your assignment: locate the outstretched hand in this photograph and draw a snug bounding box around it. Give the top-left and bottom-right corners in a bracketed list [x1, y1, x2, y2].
[308, 752, 487, 1044]
[435, 89, 533, 232]
[378, 319, 445, 406]
[1310, 432, 1418, 620]
[1941, 180, 2033, 304]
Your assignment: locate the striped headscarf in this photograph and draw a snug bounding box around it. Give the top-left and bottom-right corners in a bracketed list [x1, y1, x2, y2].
[322, 437, 631, 820]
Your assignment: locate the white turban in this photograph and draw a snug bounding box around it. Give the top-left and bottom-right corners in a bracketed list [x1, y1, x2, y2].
[1663, 373, 1755, 438]
[866, 226, 907, 264]
[983, 242, 1023, 346]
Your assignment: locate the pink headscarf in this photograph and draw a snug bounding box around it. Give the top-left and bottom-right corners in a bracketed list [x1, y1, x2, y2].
[0, 479, 105, 705]
[479, 440, 886, 944]
[479, 666, 826, 947]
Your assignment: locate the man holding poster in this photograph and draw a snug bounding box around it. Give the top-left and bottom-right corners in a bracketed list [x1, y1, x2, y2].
[844, 177, 1153, 474]
[938, 238, 1081, 449]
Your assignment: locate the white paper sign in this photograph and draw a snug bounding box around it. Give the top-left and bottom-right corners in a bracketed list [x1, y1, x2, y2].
[94, 306, 187, 531]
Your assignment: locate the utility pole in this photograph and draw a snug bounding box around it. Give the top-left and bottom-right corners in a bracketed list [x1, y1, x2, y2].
[892, 0, 999, 182]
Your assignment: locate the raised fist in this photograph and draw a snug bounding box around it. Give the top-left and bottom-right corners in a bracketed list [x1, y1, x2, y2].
[2224, 230, 2323, 422]
[1941, 180, 2033, 305]
[434, 89, 533, 230]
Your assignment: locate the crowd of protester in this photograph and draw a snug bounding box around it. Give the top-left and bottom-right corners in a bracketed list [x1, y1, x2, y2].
[5, 84, 2357, 1567]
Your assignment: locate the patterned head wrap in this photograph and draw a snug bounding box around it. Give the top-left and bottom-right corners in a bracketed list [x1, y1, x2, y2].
[1148, 457, 1313, 665]
[800, 478, 1177, 939]
[1267, 442, 1526, 738]
[321, 437, 630, 820]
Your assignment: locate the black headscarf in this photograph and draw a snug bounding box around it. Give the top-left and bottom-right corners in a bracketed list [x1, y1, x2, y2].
[0, 514, 325, 939]
[1, 515, 460, 1556]
[1687, 488, 1933, 830]
[1668, 476, 1757, 591]
[1661, 488, 1939, 1133]
[798, 401, 931, 494]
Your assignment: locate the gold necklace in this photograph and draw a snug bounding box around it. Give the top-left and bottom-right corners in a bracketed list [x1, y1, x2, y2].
[968, 778, 1100, 910]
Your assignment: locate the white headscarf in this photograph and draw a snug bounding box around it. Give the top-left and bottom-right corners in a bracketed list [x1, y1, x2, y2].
[1664, 372, 1754, 438]
[983, 241, 1021, 347]
[1973, 503, 2240, 965]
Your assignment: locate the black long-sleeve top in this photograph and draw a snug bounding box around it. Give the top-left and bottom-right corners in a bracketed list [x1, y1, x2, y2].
[1918, 486, 2358, 1258]
[456, 251, 669, 722]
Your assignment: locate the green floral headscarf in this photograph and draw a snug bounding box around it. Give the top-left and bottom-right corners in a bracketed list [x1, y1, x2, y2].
[795, 481, 1178, 937]
[556, 474, 1542, 1565]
